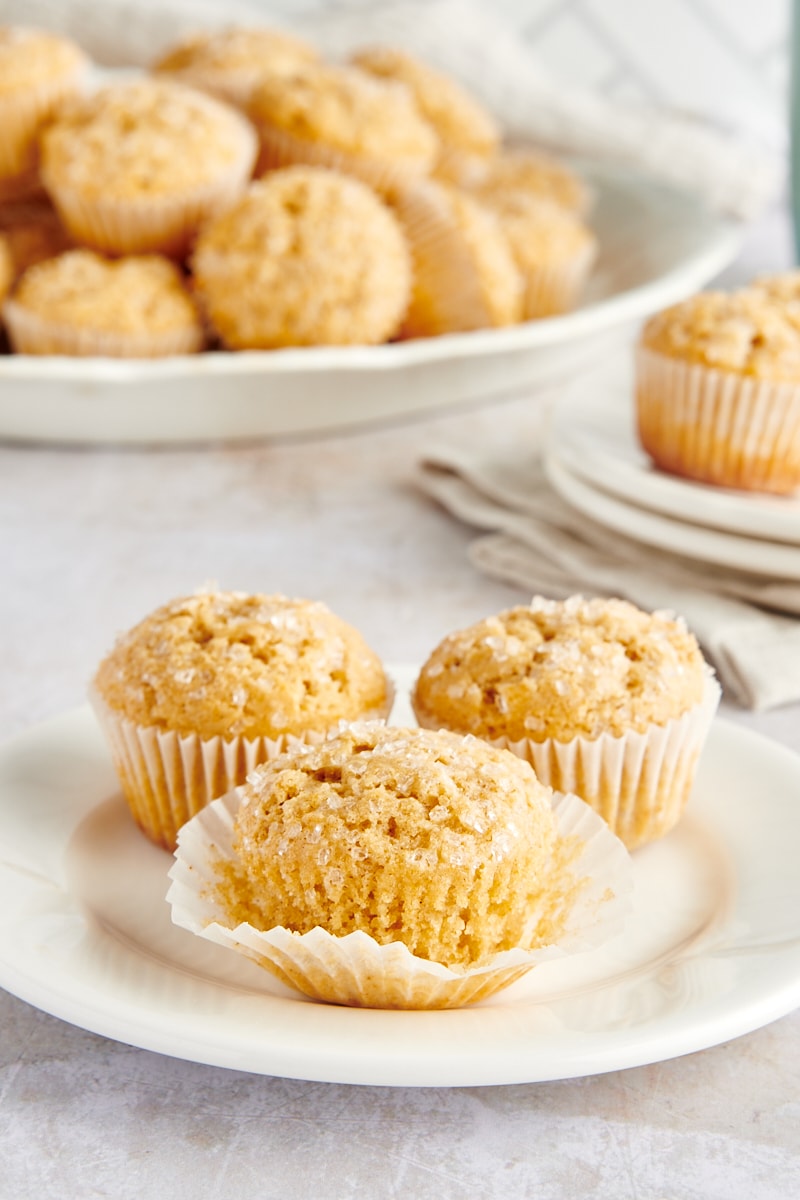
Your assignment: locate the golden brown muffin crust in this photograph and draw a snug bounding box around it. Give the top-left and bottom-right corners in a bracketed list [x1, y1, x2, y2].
[155, 26, 317, 75]
[468, 147, 591, 215]
[0, 234, 11, 304]
[482, 191, 595, 269]
[413, 596, 706, 742]
[93, 590, 391, 739]
[0, 26, 87, 93]
[227, 722, 558, 967]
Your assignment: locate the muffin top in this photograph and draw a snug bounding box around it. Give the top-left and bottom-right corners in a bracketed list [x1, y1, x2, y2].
[153, 26, 318, 102]
[193, 167, 411, 348]
[40, 79, 257, 199]
[8, 249, 201, 335]
[93, 590, 391, 739]
[226, 722, 559, 967]
[469, 147, 591, 215]
[0, 26, 87, 93]
[641, 289, 800, 381]
[248, 63, 438, 175]
[413, 596, 707, 743]
[352, 46, 498, 165]
[483, 192, 595, 269]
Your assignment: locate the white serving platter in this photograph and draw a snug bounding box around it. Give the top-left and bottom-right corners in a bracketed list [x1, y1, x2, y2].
[0, 162, 740, 445]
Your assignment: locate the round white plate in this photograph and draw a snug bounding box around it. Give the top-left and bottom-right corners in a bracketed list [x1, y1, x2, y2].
[545, 453, 800, 580]
[1, 666, 800, 1088]
[0, 163, 740, 445]
[548, 367, 800, 543]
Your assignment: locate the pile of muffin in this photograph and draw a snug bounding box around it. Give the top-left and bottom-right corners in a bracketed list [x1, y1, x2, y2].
[0, 24, 596, 358]
[93, 587, 718, 1009]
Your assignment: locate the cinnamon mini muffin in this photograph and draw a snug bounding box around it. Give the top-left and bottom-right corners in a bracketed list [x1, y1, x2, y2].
[637, 289, 800, 494]
[153, 26, 318, 108]
[169, 723, 633, 1008]
[40, 79, 257, 258]
[412, 596, 720, 850]
[352, 46, 498, 183]
[468, 146, 592, 216]
[392, 181, 522, 337]
[3, 249, 204, 357]
[193, 168, 411, 348]
[0, 27, 88, 201]
[481, 192, 596, 318]
[248, 63, 438, 193]
[92, 589, 393, 850]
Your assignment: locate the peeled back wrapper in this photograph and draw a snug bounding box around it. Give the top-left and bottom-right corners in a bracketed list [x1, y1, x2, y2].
[167, 785, 633, 1010]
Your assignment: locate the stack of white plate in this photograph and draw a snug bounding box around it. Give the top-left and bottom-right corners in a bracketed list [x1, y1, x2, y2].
[544, 364, 800, 581]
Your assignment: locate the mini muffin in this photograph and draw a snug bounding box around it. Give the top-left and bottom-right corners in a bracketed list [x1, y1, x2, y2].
[392, 181, 522, 337]
[0, 27, 88, 201]
[39, 79, 257, 258]
[468, 146, 592, 216]
[193, 167, 411, 349]
[153, 26, 318, 108]
[168, 723, 633, 1009]
[0, 197, 72, 277]
[637, 289, 800, 495]
[479, 192, 596, 318]
[412, 596, 720, 850]
[2, 249, 205, 357]
[352, 46, 498, 184]
[248, 63, 438, 194]
[91, 590, 393, 850]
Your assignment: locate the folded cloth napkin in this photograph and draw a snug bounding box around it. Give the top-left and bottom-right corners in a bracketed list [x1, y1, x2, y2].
[3, 0, 779, 220]
[418, 443, 800, 711]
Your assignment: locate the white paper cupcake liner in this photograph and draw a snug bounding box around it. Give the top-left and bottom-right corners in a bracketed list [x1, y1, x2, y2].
[415, 672, 720, 851]
[167, 783, 633, 1009]
[254, 124, 428, 197]
[522, 239, 596, 319]
[636, 345, 800, 495]
[2, 298, 205, 358]
[90, 682, 394, 852]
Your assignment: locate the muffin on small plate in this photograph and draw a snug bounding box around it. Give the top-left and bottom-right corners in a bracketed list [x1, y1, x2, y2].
[168, 723, 632, 1009]
[248, 63, 438, 194]
[467, 146, 592, 217]
[193, 167, 411, 349]
[3, 249, 204, 357]
[153, 26, 318, 109]
[637, 289, 800, 495]
[0, 26, 88, 201]
[412, 595, 720, 850]
[40, 78, 258, 258]
[91, 589, 393, 850]
[352, 46, 498, 185]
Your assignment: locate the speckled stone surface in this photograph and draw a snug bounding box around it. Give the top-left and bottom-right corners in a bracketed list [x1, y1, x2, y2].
[1, 211, 799, 1199]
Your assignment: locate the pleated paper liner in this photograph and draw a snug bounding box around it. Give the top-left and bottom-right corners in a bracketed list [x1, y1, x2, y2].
[522, 239, 597, 319]
[254, 124, 433, 198]
[3, 299, 205, 358]
[414, 673, 721, 851]
[90, 683, 395, 852]
[636, 345, 800, 495]
[167, 784, 633, 1010]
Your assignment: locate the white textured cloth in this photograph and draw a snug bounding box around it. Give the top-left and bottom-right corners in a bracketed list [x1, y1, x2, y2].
[418, 444, 800, 712]
[0, 0, 779, 220]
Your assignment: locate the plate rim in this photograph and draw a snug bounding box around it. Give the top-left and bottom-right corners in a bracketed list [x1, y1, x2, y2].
[1, 680, 800, 1088]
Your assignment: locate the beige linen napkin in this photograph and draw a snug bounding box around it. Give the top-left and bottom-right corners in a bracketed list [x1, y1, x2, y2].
[418, 445, 800, 711]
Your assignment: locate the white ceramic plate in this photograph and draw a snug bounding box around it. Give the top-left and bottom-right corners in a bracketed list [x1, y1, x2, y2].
[1, 666, 800, 1088]
[548, 366, 800, 543]
[0, 163, 740, 445]
[544, 453, 800, 580]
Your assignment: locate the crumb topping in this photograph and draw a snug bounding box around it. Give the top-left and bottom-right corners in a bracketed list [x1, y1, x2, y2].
[248, 63, 438, 172]
[155, 26, 317, 75]
[93, 590, 390, 739]
[193, 168, 411, 348]
[469, 147, 591, 215]
[11, 249, 201, 333]
[40, 79, 257, 198]
[0, 26, 87, 92]
[482, 191, 595, 267]
[226, 722, 560, 967]
[413, 596, 706, 742]
[641, 289, 800, 380]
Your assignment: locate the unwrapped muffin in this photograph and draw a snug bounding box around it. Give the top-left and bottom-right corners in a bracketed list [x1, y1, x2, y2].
[168, 723, 632, 1008]
[0, 26, 88, 201]
[248, 63, 438, 193]
[637, 289, 800, 495]
[153, 25, 318, 108]
[91, 589, 393, 850]
[3, 249, 204, 357]
[40, 78, 257, 257]
[193, 167, 412, 348]
[412, 596, 720, 850]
